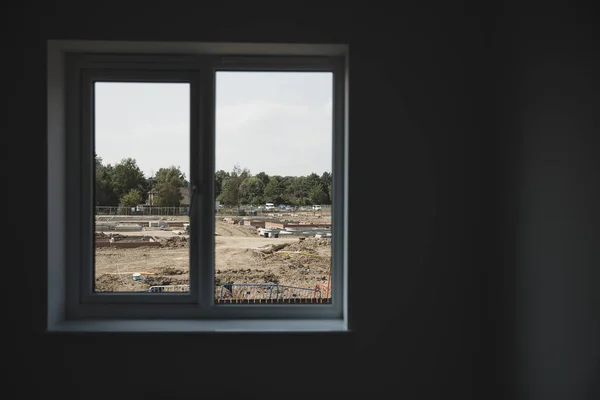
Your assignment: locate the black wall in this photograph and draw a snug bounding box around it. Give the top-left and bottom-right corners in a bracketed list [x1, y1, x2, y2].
[491, 11, 600, 400]
[8, 4, 599, 399]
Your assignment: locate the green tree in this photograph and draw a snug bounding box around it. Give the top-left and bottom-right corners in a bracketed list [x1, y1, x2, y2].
[263, 176, 286, 204]
[145, 176, 154, 193]
[217, 179, 238, 206]
[217, 164, 250, 206]
[152, 166, 186, 207]
[308, 182, 328, 205]
[320, 172, 332, 204]
[120, 189, 143, 207]
[94, 154, 118, 206]
[239, 176, 265, 205]
[282, 176, 307, 206]
[255, 172, 270, 187]
[306, 172, 322, 188]
[214, 170, 229, 200]
[111, 158, 147, 202]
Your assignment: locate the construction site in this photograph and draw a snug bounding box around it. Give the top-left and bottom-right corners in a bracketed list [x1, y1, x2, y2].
[94, 210, 332, 303]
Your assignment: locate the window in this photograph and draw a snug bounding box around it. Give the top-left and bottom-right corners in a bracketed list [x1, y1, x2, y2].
[47, 40, 349, 332]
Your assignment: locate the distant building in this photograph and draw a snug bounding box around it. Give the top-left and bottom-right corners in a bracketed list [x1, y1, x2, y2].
[146, 185, 190, 207]
[146, 188, 158, 206]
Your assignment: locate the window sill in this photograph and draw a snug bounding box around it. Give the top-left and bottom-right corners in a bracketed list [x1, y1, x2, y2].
[47, 318, 349, 333]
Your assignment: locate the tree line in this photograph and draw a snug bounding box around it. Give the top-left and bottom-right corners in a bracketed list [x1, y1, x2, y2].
[95, 155, 332, 208]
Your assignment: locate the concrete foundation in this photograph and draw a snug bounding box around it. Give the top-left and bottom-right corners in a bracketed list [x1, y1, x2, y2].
[95, 238, 162, 248]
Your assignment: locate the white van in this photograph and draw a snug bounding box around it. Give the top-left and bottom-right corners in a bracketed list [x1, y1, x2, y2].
[265, 203, 275, 211]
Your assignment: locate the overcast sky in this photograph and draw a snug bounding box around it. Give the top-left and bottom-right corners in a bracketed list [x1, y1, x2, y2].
[94, 72, 333, 180]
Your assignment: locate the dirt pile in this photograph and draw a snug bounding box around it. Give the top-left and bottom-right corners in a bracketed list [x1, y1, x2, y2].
[159, 236, 188, 248]
[95, 264, 190, 292]
[282, 237, 331, 253]
[95, 232, 127, 239]
[95, 274, 123, 291]
[215, 269, 279, 285]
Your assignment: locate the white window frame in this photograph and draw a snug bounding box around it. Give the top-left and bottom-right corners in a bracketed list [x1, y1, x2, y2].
[47, 40, 349, 332]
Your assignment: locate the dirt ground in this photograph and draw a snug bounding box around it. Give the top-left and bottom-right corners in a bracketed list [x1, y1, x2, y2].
[95, 215, 332, 300]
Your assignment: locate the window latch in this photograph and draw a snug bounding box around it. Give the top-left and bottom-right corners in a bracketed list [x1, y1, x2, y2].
[188, 184, 198, 217]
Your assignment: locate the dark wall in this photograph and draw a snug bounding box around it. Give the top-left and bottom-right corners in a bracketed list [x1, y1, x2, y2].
[492, 12, 600, 400]
[8, 4, 599, 399]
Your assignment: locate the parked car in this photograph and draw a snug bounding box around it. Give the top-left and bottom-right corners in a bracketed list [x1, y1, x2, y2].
[312, 205, 322, 210]
[265, 203, 275, 211]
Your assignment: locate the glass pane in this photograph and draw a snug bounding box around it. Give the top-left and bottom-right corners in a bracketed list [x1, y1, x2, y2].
[93, 82, 190, 293]
[215, 71, 333, 304]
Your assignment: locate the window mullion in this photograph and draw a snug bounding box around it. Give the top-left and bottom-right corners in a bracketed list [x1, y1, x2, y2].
[195, 57, 216, 312]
